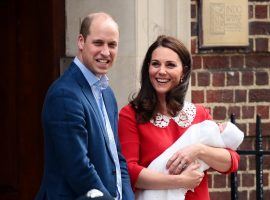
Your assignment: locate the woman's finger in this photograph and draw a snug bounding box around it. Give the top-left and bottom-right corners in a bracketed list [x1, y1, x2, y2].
[166, 152, 179, 169]
[173, 161, 188, 175]
[167, 155, 182, 174]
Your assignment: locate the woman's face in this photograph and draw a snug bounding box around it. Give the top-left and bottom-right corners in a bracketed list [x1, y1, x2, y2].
[149, 47, 183, 98]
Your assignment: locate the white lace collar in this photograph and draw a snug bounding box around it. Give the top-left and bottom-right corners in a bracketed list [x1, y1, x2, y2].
[150, 102, 196, 128]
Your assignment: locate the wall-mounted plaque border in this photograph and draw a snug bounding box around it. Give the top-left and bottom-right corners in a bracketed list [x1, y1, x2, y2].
[199, 0, 249, 48]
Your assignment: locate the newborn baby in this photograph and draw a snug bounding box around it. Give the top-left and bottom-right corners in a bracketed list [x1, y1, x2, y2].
[135, 120, 244, 200]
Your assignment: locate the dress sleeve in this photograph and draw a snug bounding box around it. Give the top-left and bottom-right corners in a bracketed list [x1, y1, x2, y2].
[118, 105, 144, 190]
[221, 149, 240, 174]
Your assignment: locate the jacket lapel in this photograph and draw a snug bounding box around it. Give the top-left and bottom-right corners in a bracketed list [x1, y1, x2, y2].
[70, 63, 113, 158]
[81, 85, 105, 130]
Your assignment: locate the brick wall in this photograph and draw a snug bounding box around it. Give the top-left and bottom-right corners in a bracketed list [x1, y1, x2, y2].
[190, 0, 270, 199]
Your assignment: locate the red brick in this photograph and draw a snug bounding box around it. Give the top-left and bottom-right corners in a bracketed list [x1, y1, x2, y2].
[238, 156, 248, 171]
[255, 5, 268, 19]
[263, 172, 269, 186]
[249, 155, 256, 170]
[239, 138, 254, 152]
[191, 4, 196, 19]
[191, 21, 197, 36]
[249, 189, 257, 200]
[256, 71, 269, 85]
[255, 38, 268, 52]
[262, 123, 270, 136]
[208, 173, 213, 188]
[263, 190, 270, 200]
[262, 136, 268, 150]
[235, 90, 247, 102]
[249, 190, 256, 200]
[228, 106, 241, 119]
[250, 21, 270, 35]
[249, 123, 256, 136]
[213, 174, 227, 188]
[210, 191, 230, 200]
[192, 55, 202, 69]
[249, 5, 253, 19]
[266, 137, 270, 149]
[227, 72, 239, 86]
[238, 191, 248, 200]
[242, 71, 254, 86]
[197, 72, 210, 86]
[264, 157, 270, 171]
[192, 90, 204, 103]
[257, 105, 270, 119]
[246, 55, 270, 68]
[250, 189, 270, 200]
[191, 38, 197, 54]
[191, 72, 196, 86]
[203, 56, 230, 69]
[249, 89, 270, 102]
[212, 72, 225, 86]
[242, 173, 255, 187]
[242, 106, 255, 119]
[207, 90, 234, 103]
[231, 55, 244, 68]
[213, 106, 227, 120]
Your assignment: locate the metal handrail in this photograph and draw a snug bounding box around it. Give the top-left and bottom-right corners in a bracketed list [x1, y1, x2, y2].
[230, 114, 269, 200]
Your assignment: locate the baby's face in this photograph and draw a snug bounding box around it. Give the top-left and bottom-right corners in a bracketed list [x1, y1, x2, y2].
[218, 122, 227, 133]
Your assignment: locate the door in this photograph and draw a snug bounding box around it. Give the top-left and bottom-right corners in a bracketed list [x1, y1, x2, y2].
[0, 0, 65, 199]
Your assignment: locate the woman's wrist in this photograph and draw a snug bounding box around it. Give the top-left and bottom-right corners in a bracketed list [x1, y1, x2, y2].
[172, 174, 187, 188]
[196, 143, 206, 160]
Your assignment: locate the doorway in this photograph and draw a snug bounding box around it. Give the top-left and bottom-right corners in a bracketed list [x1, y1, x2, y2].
[0, 0, 65, 199]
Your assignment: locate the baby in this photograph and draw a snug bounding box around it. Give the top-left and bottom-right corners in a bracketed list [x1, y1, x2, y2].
[135, 120, 244, 200]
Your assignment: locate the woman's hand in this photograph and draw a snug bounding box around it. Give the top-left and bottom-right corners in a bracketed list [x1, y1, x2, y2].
[176, 161, 204, 189]
[166, 144, 202, 175]
[167, 143, 233, 174]
[135, 161, 204, 190]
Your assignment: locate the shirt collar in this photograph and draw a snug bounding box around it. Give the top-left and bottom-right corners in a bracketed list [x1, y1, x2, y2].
[150, 102, 196, 128]
[74, 57, 109, 90]
[97, 75, 109, 90]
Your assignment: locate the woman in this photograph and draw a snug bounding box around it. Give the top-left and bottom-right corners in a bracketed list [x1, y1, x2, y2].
[118, 35, 240, 199]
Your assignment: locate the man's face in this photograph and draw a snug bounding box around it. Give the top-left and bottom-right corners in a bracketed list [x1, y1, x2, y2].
[78, 17, 119, 76]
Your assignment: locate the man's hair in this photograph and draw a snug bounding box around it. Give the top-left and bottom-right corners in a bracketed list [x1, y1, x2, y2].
[79, 12, 118, 40]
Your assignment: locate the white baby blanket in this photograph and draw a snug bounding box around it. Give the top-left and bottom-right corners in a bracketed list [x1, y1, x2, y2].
[135, 120, 244, 200]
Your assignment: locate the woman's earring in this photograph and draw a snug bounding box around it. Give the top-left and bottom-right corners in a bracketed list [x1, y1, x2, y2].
[180, 77, 183, 83]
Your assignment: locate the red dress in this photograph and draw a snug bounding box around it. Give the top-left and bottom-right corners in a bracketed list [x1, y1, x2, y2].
[118, 102, 240, 200]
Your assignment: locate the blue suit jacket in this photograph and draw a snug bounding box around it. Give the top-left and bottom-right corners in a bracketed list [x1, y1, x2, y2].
[36, 62, 134, 200]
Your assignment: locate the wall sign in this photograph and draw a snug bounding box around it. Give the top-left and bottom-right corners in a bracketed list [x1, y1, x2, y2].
[199, 0, 248, 48]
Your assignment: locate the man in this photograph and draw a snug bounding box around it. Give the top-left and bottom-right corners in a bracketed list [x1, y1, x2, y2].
[35, 12, 134, 200]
